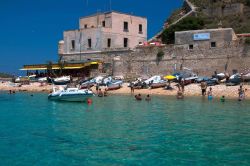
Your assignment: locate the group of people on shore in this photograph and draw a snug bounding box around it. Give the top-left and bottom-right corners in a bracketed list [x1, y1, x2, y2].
[200, 80, 247, 101]
[131, 78, 247, 102]
[95, 85, 108, 97]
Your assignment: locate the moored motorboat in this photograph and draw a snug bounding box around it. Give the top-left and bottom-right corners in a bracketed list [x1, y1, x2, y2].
[48, 87, 94, 102]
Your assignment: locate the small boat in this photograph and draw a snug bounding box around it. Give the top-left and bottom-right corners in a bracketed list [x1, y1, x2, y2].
[205, 78, 219, 86]
[28, 75, 38, 82]
[48, 87, 94, 102]
[150, 82, 167, 89]
[52, 76, 71, 85]
[216, 73, 226, 80]
[38, 77, 48, 83]
[107, 84, 121, 91]
[144, 75, 162, 85]
[94, 76, 104, 84]
[226, 74, 241, 86]
[242, 73, 250, 81]
[195, 76, 209, 83]
[80, 82, 95, 89]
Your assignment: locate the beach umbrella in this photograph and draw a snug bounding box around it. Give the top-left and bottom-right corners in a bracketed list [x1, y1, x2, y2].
[164, 75, 176, 80]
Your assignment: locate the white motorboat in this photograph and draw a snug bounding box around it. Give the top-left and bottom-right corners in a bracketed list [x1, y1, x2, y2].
[144, 75, 162, 85]
[242, 72, 250, 81]
[48, 87, 94, 102]
[52, 76, 71, 85]
[38, 77, 48, 82]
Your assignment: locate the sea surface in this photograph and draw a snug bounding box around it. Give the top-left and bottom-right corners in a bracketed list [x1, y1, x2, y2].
[0, 91, 250, 166]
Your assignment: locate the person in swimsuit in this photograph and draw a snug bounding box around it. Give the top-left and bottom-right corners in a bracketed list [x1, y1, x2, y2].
[207, 87, 213, 100]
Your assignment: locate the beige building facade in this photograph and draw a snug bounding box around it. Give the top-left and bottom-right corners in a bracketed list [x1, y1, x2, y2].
[58, 11, 147, 62]
[175, 28, 237, 50]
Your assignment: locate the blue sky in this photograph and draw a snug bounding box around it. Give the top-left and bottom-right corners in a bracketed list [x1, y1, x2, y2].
[0, 0, 182, 75]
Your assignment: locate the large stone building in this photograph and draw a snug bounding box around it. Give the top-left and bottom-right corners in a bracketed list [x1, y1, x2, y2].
[58, 11, 147, 62]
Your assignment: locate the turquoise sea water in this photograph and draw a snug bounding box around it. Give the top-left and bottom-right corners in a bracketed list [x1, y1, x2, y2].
[0, 92, 250, 165]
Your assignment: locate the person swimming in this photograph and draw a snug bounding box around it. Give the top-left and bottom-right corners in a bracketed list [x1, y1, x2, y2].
[220, 96, 225, 102]
[135, 94, 142, 101]
[145, 94, 151, 101]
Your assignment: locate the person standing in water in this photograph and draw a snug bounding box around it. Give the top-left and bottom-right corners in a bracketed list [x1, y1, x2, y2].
[96, 83, 99, 93]
[176, 84, 184, 99]
[201, 80, 207, 96]
[238, 85, 245, 101]
[207, 87, 213, 100]
[220, 95, 225, 102]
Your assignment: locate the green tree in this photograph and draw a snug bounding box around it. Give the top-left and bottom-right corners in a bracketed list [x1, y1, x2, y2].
[156, 50, 165, 65]
[161, 16, 205, 44]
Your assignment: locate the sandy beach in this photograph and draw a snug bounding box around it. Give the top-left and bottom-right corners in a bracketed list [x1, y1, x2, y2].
[1, 81, 249, 100]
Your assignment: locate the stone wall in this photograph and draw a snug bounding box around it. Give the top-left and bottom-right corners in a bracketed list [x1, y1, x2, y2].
[60, 42, 250, 77]
[111, 43, 250, 77]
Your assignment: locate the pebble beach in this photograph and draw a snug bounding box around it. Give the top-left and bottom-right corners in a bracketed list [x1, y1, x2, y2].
[1, 81, 249, 100]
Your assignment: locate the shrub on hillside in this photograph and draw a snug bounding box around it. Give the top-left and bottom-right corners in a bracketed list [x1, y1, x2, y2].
[161, 16, 205, 44]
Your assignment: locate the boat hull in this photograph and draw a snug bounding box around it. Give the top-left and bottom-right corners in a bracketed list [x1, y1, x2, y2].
[150, 83, 166, 89]
[48, 93, 93, 102]
[52, 80, 70, 85]
[107, 84, 121, 91]
[80, 83, 95, 89]
[242, 75, 250, 81]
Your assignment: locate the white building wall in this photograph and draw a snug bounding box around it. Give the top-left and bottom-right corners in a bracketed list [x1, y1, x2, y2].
[60, 11, 147, 58]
